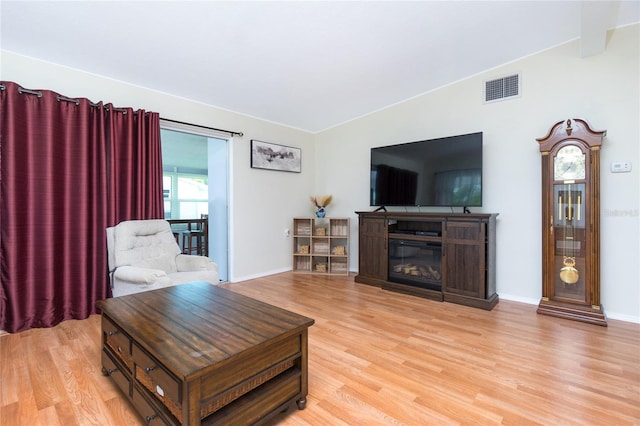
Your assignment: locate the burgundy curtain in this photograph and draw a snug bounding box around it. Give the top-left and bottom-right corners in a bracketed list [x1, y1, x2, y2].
[107, 105, 164, 223]
[0, 81, 163, 333]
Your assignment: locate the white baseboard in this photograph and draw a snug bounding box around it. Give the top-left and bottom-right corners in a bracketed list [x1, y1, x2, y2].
[229, 267, 292, 283]
[604, 312, 640, 324]
[498, 293, 639, 324]
[497, 293, 539, 306]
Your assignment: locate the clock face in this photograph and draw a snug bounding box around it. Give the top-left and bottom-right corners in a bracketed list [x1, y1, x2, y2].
[554, 145, 585, 181]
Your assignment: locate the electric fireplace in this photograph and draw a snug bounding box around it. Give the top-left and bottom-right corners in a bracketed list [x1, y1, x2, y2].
[388, 238, 442, 291]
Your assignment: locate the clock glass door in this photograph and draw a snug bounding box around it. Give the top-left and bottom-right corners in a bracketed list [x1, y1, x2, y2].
[553, 182, 586, 303]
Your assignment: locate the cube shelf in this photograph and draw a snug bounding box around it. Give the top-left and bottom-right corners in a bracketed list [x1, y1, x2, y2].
[292, 217, 349, 275]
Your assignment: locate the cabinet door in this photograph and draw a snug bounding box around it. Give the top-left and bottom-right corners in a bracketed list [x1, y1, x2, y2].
[443, 220, 485, 298]
[358, 216, 388, 280]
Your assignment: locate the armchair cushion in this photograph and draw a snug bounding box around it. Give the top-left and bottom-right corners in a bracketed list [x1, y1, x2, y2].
[111, 219, 181, 274]
[176, 254, 219, 272]
[106, 219, 219, 297]
[113, 265, 168, 284]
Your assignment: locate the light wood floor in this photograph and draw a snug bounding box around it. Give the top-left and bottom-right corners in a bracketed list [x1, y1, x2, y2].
[1, 273, 638, 425]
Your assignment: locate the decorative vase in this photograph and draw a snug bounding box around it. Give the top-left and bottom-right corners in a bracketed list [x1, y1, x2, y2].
[316, 208, 326, 218]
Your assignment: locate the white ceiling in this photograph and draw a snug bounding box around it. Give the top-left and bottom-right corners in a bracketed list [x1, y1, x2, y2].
[1, 1, 638, 133]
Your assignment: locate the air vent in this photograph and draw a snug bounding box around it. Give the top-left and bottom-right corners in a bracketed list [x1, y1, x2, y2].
[484, 73, 520, 103]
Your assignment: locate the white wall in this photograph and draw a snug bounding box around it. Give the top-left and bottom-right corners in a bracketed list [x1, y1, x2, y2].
[0, 50, 316, 282]
[314, 24, 640, 322]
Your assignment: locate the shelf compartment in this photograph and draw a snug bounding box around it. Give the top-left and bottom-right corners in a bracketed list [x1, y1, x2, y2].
[312, 256, 329, 273]
[330, 219, 349, 237]
[330, 239, 348, 255]
[293, 256, 311, 272]
[293, 219, 312, 236]
[330, 257, 348, 274]
[389, 219, 442, 237]
[312, 239, 330, 255]
[294, 237, 310, 254]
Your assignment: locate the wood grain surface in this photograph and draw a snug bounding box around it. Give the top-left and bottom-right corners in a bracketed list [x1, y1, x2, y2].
[1, 272, 638, 425]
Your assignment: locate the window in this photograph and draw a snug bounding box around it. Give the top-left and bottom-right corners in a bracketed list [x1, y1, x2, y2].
[163, 173, 208, 219]
[161, 129, 209, 219]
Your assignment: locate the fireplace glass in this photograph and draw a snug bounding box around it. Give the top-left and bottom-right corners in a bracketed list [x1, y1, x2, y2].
[388, 239, 442, 291]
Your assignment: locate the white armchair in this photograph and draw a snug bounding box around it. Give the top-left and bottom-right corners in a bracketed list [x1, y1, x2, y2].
[106, 219, 219, 297]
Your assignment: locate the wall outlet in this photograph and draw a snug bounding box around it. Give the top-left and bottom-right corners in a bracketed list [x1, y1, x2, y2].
[610, 161, 632, 173]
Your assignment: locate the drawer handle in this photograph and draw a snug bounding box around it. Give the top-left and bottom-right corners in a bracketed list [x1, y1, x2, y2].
[108, 330, 118, 336]
[145, 366, 156, 373]
[106, 368, 117, 375]
[145, 414, 157, 424]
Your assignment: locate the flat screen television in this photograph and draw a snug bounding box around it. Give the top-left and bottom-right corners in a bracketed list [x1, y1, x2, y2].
[370, 132, 482, 208]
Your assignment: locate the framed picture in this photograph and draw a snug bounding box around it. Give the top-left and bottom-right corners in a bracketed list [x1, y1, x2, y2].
[251, 139, 301, 173]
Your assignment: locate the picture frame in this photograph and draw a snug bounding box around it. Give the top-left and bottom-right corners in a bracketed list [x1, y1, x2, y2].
[251, 139, 301, 173]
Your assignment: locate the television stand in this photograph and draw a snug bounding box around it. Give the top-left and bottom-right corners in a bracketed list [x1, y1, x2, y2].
[373, 206, 387, 212]
[463, 206, 471, 214]
[355, 211, 499, 310]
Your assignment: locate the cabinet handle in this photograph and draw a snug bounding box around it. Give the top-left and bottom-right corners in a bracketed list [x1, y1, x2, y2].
[108, 330, 118, 336]
[145, 366, 156, 373]
[145, 414, 157, 424]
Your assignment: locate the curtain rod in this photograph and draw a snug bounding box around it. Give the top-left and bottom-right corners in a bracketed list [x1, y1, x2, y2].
[1, 83, 244, 137]
[161, 118, 243, 137]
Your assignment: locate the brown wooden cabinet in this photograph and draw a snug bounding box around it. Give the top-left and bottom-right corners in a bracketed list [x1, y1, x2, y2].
[355, 212, 498, 310]
[357, 215, 388, 283]
[442, 218, 498, 309]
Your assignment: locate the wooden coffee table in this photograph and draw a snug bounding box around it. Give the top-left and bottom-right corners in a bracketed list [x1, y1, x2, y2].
[98, 282, 314, 425]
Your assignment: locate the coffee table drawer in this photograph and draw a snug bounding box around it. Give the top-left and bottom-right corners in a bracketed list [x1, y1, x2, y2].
[102, 350, 131, 397]
[133, 343, 182, 418]
[102, 316, 133, 371]
[132, 385, 176, 426]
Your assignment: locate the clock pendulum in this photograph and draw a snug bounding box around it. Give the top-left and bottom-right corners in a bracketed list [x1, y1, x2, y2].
[559, 185, 579, 285]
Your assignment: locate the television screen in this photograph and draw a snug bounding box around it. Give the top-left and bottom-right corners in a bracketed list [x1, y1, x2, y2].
[370, 132, 482, 207]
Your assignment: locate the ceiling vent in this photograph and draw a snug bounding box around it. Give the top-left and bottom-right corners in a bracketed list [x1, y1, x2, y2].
[484, 73, 520, 103]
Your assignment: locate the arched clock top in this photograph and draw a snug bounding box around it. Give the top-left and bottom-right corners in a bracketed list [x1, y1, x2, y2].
[537, 118, 607, 153]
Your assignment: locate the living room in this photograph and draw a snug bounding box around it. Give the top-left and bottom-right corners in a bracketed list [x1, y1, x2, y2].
[2, 4, 637, 322]
[1, 1, 639, 424]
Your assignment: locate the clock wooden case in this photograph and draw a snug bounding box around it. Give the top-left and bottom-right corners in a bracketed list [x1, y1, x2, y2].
[537, 118, 607, 326]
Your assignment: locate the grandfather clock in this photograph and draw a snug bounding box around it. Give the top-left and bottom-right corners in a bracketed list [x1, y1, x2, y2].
[537, 118, 607, 326]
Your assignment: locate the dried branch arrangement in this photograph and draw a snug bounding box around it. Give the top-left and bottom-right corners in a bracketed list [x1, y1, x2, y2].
[310, 195, 333, 209]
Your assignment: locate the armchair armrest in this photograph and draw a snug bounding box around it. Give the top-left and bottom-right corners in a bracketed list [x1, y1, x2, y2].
[176, 254, 218, 272]
[114, 266, 168, 284]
